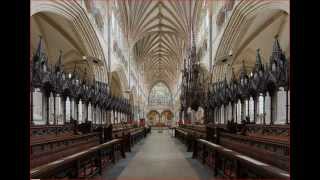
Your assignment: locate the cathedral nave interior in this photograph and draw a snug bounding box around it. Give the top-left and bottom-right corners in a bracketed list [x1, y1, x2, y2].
[30, 0, 290, 179]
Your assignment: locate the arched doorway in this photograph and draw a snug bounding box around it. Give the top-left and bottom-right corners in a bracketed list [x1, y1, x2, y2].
[147, 110, 160, 126]
[160, 110, 174, 126]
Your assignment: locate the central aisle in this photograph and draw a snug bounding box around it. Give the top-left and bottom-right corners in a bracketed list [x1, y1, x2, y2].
[102, 129, 213, 180]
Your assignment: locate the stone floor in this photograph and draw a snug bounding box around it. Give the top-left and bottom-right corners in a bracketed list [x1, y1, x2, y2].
[100, 129, 214, 180]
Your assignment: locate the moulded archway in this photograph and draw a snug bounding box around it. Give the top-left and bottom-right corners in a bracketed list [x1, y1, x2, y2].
[160, 110, 174, 124]
[212, 0, 289, 82]
[31, 0, 108, 83]
[146, 110, 161, 126]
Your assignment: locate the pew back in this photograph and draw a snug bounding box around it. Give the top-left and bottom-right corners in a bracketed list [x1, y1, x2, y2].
[30, 139, 124, 179]
[193, 139, 289, 179]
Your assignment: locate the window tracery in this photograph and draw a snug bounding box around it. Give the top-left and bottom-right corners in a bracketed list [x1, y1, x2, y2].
[148, 82, 172, 106]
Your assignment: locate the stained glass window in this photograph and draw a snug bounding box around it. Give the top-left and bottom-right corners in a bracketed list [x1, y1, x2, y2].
[148, 82, 172, 106]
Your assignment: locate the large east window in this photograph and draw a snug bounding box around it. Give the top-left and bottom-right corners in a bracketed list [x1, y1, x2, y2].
[148, 82, 172, 106]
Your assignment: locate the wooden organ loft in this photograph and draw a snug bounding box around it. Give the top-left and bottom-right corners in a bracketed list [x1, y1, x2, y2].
[30, 37, 151, 179]
[175, 36, 290, 179]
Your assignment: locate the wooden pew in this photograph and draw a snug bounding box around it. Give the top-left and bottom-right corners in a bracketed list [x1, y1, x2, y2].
[174, 128, 188, 144]
[30, 124, 75, 143]
[175, 124, 206, 151]
[111, 124, 147, 152]
[193, 139, 290, 179]
[145, 126, 151, 135]
[30, 132, 101, 168]
[204, 123, 289, 171]
[30, 139, 125, 179]
[179, 123, 289, 172]
[112, 124, 132, 152]
[244, 124, 289, 142]
[218, 131, 289, 171]
[206, 123, 227, 143]
[129, 127, 145, 146]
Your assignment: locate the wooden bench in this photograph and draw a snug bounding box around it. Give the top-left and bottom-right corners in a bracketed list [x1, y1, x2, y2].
[129, 127, 145, 146]
[174, 128, 188, 144]
[175, 125, 207, 151]
[110, 125, 147, 152]
[30, 139, 125, 179]
[245, 124, 289, 142]
[30, 132, 101, 168]
[30, 124, 75, 142]
[193, 139, 289, 179]
[219, 132, 289, 171]
[112, 125, 132, 152]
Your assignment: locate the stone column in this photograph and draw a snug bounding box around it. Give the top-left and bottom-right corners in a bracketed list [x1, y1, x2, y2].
[30, 90, 33, 125]
[234, 102, 237, 123]
[70, 98, 73, 121]
[63, 97, 66, 124]
[224, 104, 227, 122]
[44, 92, 49, 125]
[249, 97, 254, 122]
[101, 107, 103, 125]
[276, 88, 287, 124]
[113, 110, 115, 124]
[287, 90, 290, 124]
[217, 107, 220, 124]
[94, 106, 97, 125]
[221, 105, 224, 124]
[247, 99, 250, 120]
[241, 100, 245, 121]
[253, 96, 258, 123]
[265, 92, 271, 125]
[92, 105, 95, 124]
[224, 105, 227, 123]
[231, 102, 234, 122]
[209, 6, 213, 72]
[86, 102, 89, 122]
[270, 92, 276, 125]
[262, 95, 265, 125]
[218, 106, 221, 124]
[101, 108, 103, 125]
[220, 106, 222, 124]
[212, 107, 215, 124]
[53, 94, 56, 125]
[75, 100, 79, 122]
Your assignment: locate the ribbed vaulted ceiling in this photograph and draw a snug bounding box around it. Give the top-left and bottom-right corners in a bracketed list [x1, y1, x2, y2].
[114, 0, 206, 90]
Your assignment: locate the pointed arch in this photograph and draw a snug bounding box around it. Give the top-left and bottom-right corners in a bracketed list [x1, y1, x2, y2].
[212, 0, 289, 82]
[31, 0, 109, 83]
